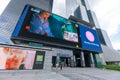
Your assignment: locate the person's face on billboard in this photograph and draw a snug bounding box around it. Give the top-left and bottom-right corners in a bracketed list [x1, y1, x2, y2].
[3, 48, 26, 70]
[41, 11, 50, 19]
[9, 48, 23, 55]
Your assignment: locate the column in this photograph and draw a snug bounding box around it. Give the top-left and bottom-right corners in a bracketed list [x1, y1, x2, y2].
[70, 56, 75, 67]
[80, 51, 85, 67]
[90, 52, 95, 68]
[43, 50, 53, 71]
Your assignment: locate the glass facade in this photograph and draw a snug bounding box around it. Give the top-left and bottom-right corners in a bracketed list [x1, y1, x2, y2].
[96, 28, 106, 45]
[87, 10, 95, 26]
[74, 6, 82, 19]
[81, 0, 86, 6]
[66, 0, 80, 18]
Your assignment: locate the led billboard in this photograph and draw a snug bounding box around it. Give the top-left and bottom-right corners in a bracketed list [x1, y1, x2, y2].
[79, 25, 102, 52]
[11, 4, 102, 52]
[11, 4, 78, 48]
[0, 45, 45, 70]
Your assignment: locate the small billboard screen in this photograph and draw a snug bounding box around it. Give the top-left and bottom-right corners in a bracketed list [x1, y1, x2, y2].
[0, 45, 45, 70]
[79, 25, 102, 52]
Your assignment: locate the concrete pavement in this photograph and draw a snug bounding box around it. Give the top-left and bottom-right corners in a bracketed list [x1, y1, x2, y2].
[0, 70, 70, 80]
[57, 67, 120, 80]
[0, 68, 120, 80]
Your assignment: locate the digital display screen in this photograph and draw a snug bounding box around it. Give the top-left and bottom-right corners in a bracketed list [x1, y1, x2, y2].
[11, 4, 102, 52]
[11, 4, 79, 48]
[27, 7, 78, 42]
[0, 46, 45, 70]
[36, 55, 43, 61]
[79, 25, 102, 52]
[0, 47, 36, 70]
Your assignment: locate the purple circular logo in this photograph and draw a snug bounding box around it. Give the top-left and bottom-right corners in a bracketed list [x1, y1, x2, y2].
[85, 31, 95, 42]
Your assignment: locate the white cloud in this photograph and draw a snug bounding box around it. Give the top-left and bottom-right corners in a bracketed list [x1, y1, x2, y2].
[99, 10, 120, 37]
[92, 0, 120, 18]
[89, 0, 120, 49]
[111, 42, 120, 50]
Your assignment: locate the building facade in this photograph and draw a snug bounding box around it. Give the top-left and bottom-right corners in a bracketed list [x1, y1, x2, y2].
[52, 0, 103, 67]
[0, 0, 103, 70]
[1, 0, 119, 70]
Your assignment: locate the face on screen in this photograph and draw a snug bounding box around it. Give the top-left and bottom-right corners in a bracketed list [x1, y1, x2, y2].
[0, 47, 36, 70]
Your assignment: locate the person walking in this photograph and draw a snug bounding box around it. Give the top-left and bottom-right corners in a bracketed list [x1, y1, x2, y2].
[60, 62, 63, 70]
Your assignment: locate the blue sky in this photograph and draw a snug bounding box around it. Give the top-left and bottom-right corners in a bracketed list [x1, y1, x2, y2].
[88, 0, 120, 50]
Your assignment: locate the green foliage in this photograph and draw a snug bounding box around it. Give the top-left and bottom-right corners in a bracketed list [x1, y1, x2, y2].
[97, 65, 120, 71]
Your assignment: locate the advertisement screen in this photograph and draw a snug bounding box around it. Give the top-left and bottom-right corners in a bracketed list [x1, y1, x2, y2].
[11, 4, 78, 48]
[36, 55, 43, 62]
[79, 25, 102, 52]
[0, 46, 45, 70]
[11, 4, 102, 52]
[28, 11, 78, 42]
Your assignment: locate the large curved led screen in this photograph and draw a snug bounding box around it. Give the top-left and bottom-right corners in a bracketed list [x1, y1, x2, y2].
[28, 7, 78, 42]
[11, 4, 78, 48]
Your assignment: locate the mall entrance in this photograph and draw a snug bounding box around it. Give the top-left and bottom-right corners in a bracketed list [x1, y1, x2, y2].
[52, 56, 71, 67]
[74, 50, 94, 67]
[74, 53, 81, 67]
[84, 51, 92, 67]
[52, 48, 73, 67]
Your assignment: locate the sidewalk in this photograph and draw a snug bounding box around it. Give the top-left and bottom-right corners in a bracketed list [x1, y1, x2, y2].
[0, 68, 120, 80]
[0, 70, 70, 80]
[57, 67, 120, 80]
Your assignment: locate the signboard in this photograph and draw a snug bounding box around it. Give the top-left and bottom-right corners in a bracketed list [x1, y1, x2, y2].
[79, 25, 102, 52]
[0, 45, 45, 70]
[11, 4, 102, 52]
[11, 4, 78, 48]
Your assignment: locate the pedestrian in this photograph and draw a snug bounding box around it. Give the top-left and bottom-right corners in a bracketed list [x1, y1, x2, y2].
[56, 63, 59, 70]
[60, 62, 62, 70]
